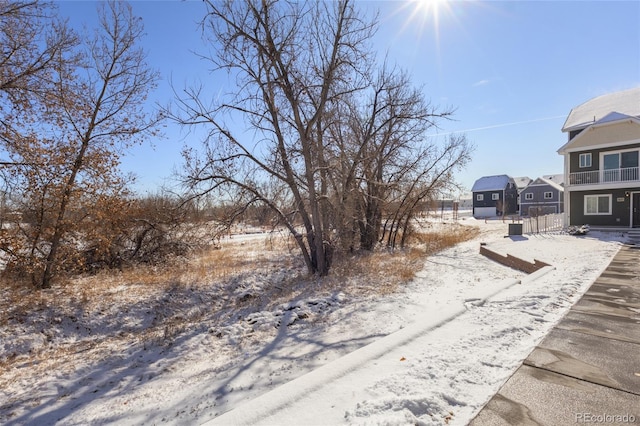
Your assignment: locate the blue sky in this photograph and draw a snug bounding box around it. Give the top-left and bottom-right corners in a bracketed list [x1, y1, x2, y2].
[57, 0, 640, 195]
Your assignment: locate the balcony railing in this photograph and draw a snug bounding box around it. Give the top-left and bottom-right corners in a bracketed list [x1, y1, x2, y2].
[568, 167, 640, 186]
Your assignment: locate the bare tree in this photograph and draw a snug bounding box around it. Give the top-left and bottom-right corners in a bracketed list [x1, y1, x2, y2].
[0, 1, 77, 116]
[0, 1, 161, 288]
[0, 0, 78, 173]
[173, 0, 473, 275]
[327, 66, 471, 251]
[379, 133, 471, 249]
[173, 0, 375, 276]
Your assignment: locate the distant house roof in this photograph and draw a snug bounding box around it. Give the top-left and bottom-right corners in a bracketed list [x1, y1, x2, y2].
[562, 87, 640, 132]
[542, 174, 564, 186]
[471, 175, 512, 192]
[512, 176, 532, 190]
[537, 177, 564, 192]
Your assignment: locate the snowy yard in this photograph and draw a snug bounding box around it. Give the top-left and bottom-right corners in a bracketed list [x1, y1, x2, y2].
[0, 216, 626, 425]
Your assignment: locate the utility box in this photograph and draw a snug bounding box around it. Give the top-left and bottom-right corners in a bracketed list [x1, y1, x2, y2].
[508, 223, 523, 236]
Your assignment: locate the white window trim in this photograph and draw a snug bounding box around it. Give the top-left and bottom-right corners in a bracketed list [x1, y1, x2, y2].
[491, 193, 499, 200]
[584, 194, 612, 215]
[524, 193, 533, 200]
[579, 152, 592, 168]
[544, 192, 553, 199]
[599, 148, 639, 169]
[476, 194, 484, 201]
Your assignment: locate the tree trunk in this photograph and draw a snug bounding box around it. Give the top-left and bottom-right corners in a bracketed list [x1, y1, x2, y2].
[40, 138, 90, 288]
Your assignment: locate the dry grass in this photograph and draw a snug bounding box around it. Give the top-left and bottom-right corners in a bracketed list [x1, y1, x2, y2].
[327, 249, 423, 295]
[0, 223, 479, 376]
[325, 223, 479, 296]
[1, 224, 478, 320]
[411, 223, 480, 254]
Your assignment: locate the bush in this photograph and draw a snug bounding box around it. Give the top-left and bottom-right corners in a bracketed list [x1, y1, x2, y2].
[0, 193, 214, 286]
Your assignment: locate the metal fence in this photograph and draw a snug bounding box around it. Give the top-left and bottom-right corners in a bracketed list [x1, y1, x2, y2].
[522, 212, 566, 234]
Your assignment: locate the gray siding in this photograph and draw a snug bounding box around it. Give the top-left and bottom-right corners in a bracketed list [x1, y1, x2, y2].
[473, 188, 518, 216]
[569, 187, 640, 227]
[519, 181, 564, 216]
[569, 143, 640, 174]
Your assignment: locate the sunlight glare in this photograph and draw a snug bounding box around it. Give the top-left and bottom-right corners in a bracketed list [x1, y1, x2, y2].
[383, 0, 473, 77]
[405, 0, 451, 43]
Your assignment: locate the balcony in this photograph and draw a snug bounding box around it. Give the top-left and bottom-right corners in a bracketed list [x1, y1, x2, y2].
[568, 167, 640, 186]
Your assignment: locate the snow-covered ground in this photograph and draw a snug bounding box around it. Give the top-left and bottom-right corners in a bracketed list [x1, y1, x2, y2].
[0, 216, 627, 425]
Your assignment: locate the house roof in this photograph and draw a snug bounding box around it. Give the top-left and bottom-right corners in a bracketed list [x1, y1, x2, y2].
[562, 87, 640, 132]
[512, 176, 532, 190]
[522, 175, 564, 193]
[537, 177, 564, 192]
[542, 174, 564, 186]
[471, 175, 512, 192]
[596, 111, 636, 125]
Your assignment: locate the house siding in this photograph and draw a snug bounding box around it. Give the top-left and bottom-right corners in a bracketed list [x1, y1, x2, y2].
[565, 121, 640, 150]
[569, 142, 640, 174]
[472, 175, 519, 217]
[560, 89, 640, 228]
[473, 191, 502, 209]
[569, 129, 584, 140]
[569, 188, 640, 227]
[504, 187, 518, 214]
[520, 186, 564, 216]
[472, 189, 518, 216]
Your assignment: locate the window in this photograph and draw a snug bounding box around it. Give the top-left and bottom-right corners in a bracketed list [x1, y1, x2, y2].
[622, 151, 639, 168]
[601, 150, 639, 182]
[603, 153, 619, 182]
[476, 194, 484, 201]
[584, 194, 611, 215]
[579, 153, 592, 168]
[524, 193, 533, 200]
[492, 193, 499, 200]
[544, 192, 553, 199]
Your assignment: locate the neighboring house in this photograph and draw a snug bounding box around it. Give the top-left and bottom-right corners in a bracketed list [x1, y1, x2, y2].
[557, 87, 640, 228]
[513, 176, 533, 192]
[471, 174, 518, 217]
[512, 176, 533, 213]
[519, 176, 564, 216]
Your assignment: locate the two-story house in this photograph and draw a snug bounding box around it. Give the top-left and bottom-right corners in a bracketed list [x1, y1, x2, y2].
[471, 174, 519, 218]
[519, 175, 564, 217]
[557, 87, 640, 228]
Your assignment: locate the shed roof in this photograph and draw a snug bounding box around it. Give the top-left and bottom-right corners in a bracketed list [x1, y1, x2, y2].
[562, 87, 640, 132]
[471, 175, 512, 192]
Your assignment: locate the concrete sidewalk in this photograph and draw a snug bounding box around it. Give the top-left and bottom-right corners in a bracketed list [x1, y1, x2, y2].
[471, 245, 640, 425]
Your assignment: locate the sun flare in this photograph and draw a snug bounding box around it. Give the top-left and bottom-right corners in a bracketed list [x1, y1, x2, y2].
[413, 0, 447, 16]
[409, 0, 450, 34]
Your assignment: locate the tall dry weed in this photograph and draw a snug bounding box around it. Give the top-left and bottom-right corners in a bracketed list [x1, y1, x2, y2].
[318, 224, 479, 296]
[0, 223, 478, 373]
[411, 224, 479, 255]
